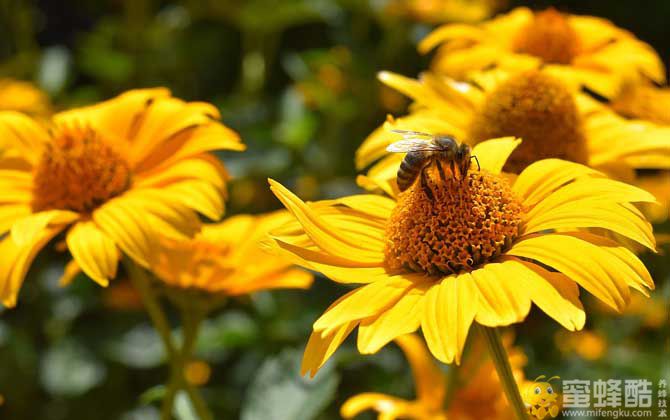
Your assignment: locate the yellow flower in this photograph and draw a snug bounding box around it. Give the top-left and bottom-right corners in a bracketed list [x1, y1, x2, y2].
[341, 333, 529, 420]
[612, 84, 670, 126]
[555, 330, 607, 361]
[0, 78, 51, 117]
[0, 88, 244, 307]
[419, 7, 665, 98]
[386, 0, 501, 24]
[150, 211, 313, 295]
[269, 138, 655, 376]
[356, 70, 670, 197]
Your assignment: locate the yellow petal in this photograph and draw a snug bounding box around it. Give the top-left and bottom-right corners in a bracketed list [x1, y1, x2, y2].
[471, 263, 531, 326]
[513, 159, 602, 207]
[340, 393, 411, 419]
[269, 180, 384, 263]
[54, 88, 171, 144]
[135, 155, 228, 190]
[0, 111, 49, 163]
[394, 334, 446, 408]
[523, 202, 655, 250]
[313, 276, 416, 334]
[526, 177, 657, 220]
[418, 24, 487, 54]
[507, 234, 632, 312]
[59, 259, 82, 287]
[66, 220, 119, 287]
[0, 204, 31, 234]
[470, 137, 521, 175]
[159, 180, 225, 221]
[301, 321, 357, 378]
[357, 285, 428, 354]
[421, 273, 477, 364]
[11, 210, 79, 246]
[0, 226, 63, 307]
[226, 268, 313, 295]
[93, 198, 154, 268]
[502, 259, 585, 331]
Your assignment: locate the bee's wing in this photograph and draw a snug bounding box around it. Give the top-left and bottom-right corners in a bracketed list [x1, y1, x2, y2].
[386, 139, 443, 152]
[390, 129, 434, 138]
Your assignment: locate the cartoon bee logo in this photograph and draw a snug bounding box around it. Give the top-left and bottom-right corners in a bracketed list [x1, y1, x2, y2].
[522, 375, 562, 419]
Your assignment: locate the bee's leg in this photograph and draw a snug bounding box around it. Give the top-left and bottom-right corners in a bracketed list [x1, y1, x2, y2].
[449, 160, 458, 180]
[420, 168, 434, 200]
[435, 159, 448, 184]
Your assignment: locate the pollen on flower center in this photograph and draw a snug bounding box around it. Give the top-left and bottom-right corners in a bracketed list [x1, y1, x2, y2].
[514, 8, 580, 64]
[468, 70, 588, 173]
[32, 124, 131, 213]
[384, 170, 523, 276]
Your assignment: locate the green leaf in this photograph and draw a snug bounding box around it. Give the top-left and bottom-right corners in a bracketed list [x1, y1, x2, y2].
[240, 348, 339, 420]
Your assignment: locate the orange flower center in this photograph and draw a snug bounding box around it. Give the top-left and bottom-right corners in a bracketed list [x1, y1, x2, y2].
[385, 170, 523, 276]
[514, 8, 580, 64]
[468, 70, 588, 173]
[32, 124, 131, 213]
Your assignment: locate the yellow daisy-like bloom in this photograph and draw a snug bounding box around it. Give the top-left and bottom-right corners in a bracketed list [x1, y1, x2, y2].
[342, 333, 529, 420]
[612, 84, 670, 126]
[419, 7, 665, 98]
[150, 211, 313, 295]
[386, 0, 501, 24]
[0, 88, 244, 307]
[0, 78, 51, 117]
[356, 70, 670, 196]
[269, 138, 655, 376]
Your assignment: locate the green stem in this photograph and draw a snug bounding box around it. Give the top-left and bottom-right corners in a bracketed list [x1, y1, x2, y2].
[123, 258, 179, 419]
[177, 301, 213, 420]
[124, 259, 213, 420]
[476, 324, 528, 420]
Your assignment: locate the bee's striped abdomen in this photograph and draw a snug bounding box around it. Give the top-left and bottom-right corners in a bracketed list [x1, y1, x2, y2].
[397, 151, 430, 192]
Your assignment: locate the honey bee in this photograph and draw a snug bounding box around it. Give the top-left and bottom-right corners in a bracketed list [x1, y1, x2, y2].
[386, 129, 478, 198]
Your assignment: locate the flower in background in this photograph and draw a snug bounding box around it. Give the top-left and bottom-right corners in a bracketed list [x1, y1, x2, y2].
[554, 330, 607, 361]
[0, 78, 51, 117]
[356, 70, 670, 199]
[0, 88, 244, 307]
[150, 211, 313, 295]
[419, 7, 665, 99]
[385, 0, 503, 24]
[269, 138, 655, 376]
[341, 333, 529, 420]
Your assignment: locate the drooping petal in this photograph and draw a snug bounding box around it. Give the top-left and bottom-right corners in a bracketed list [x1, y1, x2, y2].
[471, 263, 531, 326]
[59, 259, 82, 287]
[501, 258, 585, 331]
[0, 225, 64, 307]
[66, 220, 119, 286]
[421, 273, 478, 364]
[93, 197, 154, 268]
[507, 234, 632, 312]
[301, 321, 357, 378]
[313, 276, 417, 334]
[394, 334, 446, 409]
[357, 284, 429, 354]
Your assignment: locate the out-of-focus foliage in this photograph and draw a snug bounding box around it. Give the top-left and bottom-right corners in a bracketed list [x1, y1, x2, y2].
[0, 0, 668, 419]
